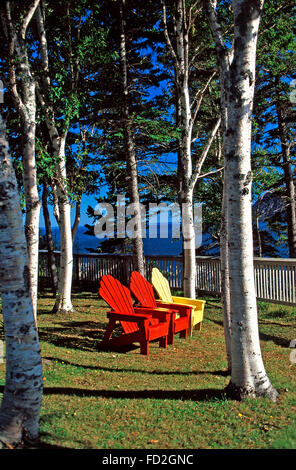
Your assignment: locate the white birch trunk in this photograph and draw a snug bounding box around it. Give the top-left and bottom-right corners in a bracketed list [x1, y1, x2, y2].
[176, 0, 196, 298]
[202, 0, 233, 366]
[0, 117, 43, 448]
[52, 134, 74, 313]
[36, 5, 73, 313]
[22, 86, 41, 324]
[208, 0, 277, 400]
[181, 190, 196, 298]
[220, 170, 231, 370]
[162, 0, 220, 299]
[4, 0, 41, 321]
[179, 75, 196, 298]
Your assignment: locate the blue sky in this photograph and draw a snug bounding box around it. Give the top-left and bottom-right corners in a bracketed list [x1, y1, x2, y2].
[39, 193, 104, 229]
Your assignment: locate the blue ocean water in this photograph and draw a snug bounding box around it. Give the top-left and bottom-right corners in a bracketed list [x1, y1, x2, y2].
[40, 226, 186, 255]
[40, 223, 288, 257]
[40, 226, 214, 255]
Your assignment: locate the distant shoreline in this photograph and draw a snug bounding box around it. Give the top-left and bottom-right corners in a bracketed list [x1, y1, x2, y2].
[39, 224, 288, 257]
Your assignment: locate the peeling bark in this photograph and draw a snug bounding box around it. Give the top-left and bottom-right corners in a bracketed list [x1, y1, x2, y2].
[36, 4, 74, 313]
[0, 116, 43, 448]
[162, 0, 220, 298]
[52, 133, 74, 313]
[3, 0, 41, 321]
[220, 170, 231, 370]
[205, 0, 277, 401]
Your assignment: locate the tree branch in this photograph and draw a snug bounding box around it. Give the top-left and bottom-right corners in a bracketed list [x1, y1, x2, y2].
[191, 70, 217, 123]
[4, 2, 27, 119]
[202, 0, 233, 70]
[35, 4, 50, 88]
[190, 116, 221, 189]
[161, 0, 181, 77]
[196, 166, 224, 180]
[20, 0, 40, 39]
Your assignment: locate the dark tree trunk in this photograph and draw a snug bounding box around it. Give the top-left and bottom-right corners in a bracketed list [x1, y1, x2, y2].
[42, 181, 58, 295]
[119, 0, 145, 275]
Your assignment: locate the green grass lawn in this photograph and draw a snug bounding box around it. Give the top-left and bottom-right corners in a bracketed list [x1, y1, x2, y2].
[0, 288, 295, 449]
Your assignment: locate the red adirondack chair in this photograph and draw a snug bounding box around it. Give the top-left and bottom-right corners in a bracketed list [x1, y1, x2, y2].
[130, 271, 191, 345]
[98, 274, 171, 355]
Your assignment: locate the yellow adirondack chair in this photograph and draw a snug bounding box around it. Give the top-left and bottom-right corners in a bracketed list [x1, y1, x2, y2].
[151, 267, 205, 336]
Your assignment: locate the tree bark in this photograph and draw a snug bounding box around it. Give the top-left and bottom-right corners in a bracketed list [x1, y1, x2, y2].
[52, 133, 74, 313]
[72, 198, 81, 245]
[181, 190, 196, 298]
[119, 0, 145, 275]
[42, 181, 58, 294]
[0, 116, 43, 448]
[175, 0, 196, 298]
[220, 170, 231, 370]
[36, 4, 74, 313]
[4, 0, 41, 321]
[162, 0, 220, 298]
[205, 0, 277, 401]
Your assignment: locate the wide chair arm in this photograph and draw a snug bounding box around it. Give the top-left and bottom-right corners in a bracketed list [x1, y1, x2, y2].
[155, 301, 191, 317]
[106, 311, 152, 323]
[134, 307, 170, 323]
[171, 296, 206, 311]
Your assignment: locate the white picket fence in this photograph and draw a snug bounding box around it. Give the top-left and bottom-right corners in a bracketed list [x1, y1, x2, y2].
[39, 251, 296, 306]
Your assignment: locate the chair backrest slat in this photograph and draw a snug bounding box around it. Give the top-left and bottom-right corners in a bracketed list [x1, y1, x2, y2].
[151, 267, 173, 303]
[99, 275, 138, 334]
[130, 271, 157, 308]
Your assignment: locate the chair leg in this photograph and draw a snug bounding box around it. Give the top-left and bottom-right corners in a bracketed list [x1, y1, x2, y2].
[102, 318, 116, 343]
[159, 336, 167, 349]
[187, 320, 193, 337]
[138, 327, 149, 355]
[140, 341, 149, 355]
[194, 322, 202, 331]
[180, 329, 187, 339]
[167, 329, 174, 345]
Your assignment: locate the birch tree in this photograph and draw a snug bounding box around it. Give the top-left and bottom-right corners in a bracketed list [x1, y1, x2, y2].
[35, 3, 74, 313]
[2, 0, 41, 321]
[204, 0, 278, 400]
[0, 115, 43, 448]
[161, 0, 221, 297]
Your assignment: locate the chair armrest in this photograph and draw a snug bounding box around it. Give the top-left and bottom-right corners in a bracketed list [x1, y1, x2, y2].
[134, 307, 170, 322]
[171, 296, 206, 310]
[107, 311, 152, 322]
[156, 301, 191, 317]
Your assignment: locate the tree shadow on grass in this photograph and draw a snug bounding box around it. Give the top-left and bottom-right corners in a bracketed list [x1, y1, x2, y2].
[209, 317, 292, 348]
[39, 320, 155, 354]
[38, 321, 108, 352]
[42, 355, 229, 377]
[38, 330, 101, 352]
[0, 380, 228, 403]
[42, 385, 227, 402]
[36, 439, 72, 450]
[258, 331, 291, 348]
